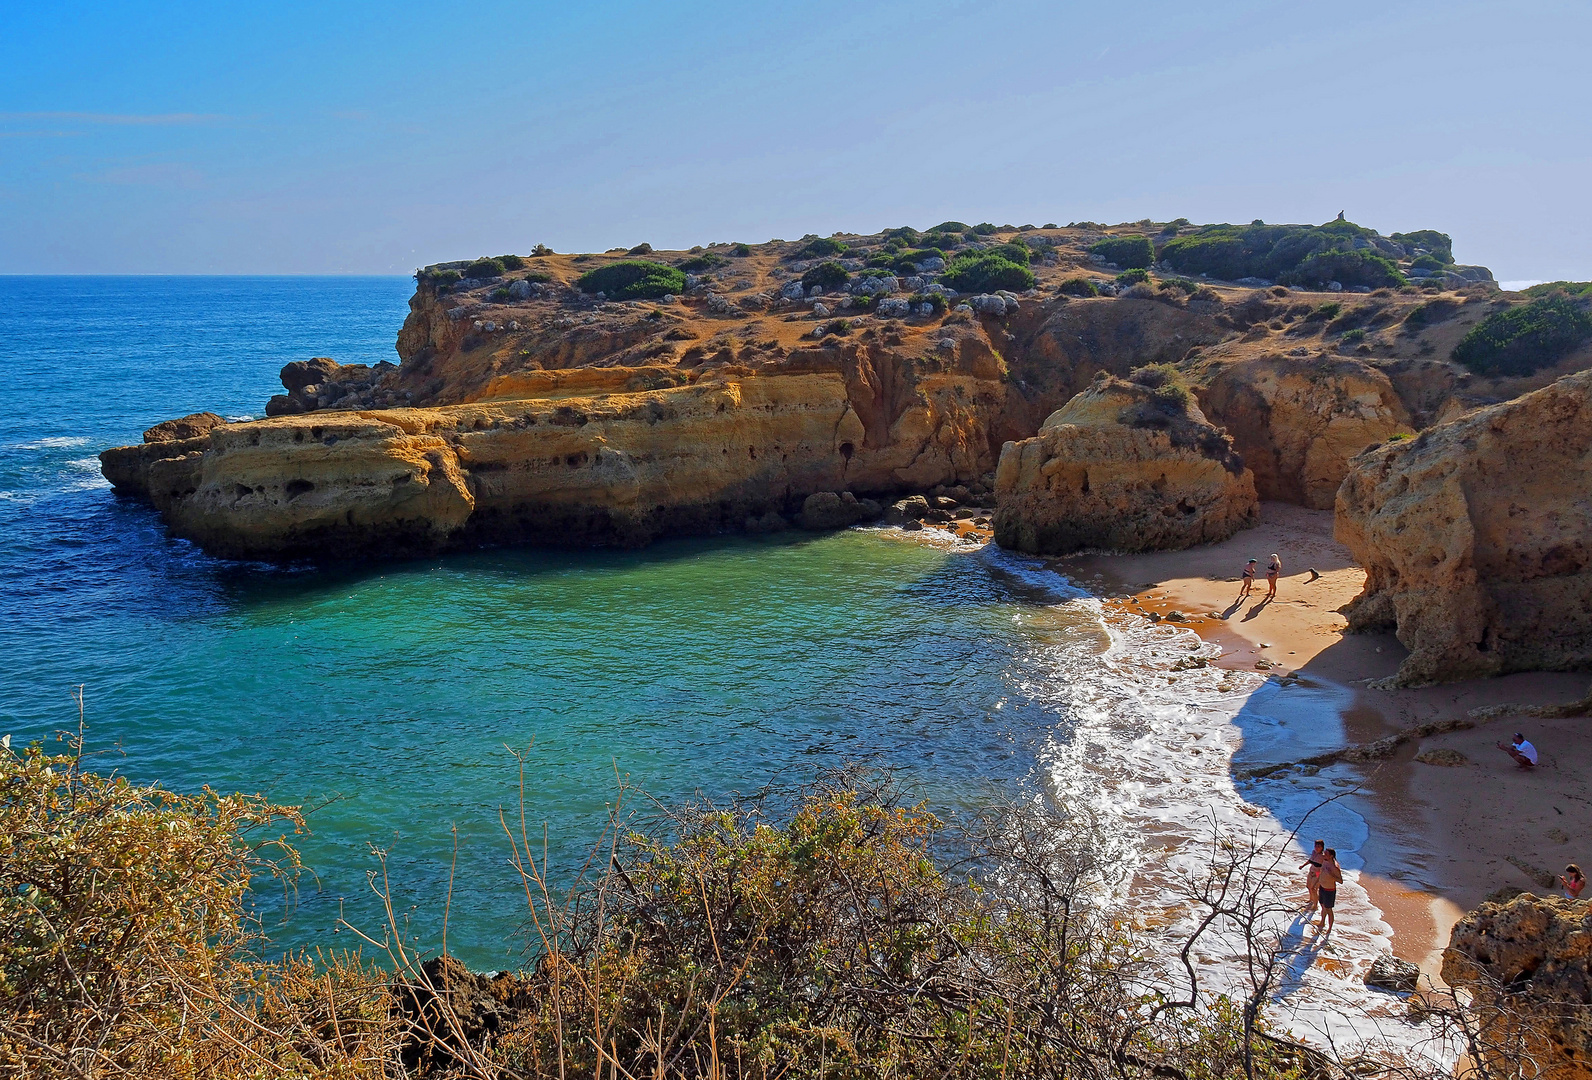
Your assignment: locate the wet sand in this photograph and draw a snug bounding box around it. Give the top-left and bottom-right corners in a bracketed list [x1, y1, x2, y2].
[1052, 502, 1591, 983]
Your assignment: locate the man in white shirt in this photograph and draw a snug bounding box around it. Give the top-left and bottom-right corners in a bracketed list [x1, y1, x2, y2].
[1497, 733, 1538, 769]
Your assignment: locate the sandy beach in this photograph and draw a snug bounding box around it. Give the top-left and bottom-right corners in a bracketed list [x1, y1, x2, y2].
[1050, 502, 1591, 982]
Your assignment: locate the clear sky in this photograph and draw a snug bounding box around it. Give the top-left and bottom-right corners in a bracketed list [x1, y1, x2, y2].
[2, 1, 1588, 279]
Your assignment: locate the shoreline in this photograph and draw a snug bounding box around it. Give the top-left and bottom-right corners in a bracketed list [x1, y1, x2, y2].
[1050, 502, 1591, 985]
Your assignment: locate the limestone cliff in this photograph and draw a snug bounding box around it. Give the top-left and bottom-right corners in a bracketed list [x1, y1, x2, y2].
[1443, 893, 1592, 1078]
[992, 375, 1257, 555]
[1194, 355, 1414, 508]
[1336, 369, 1592, 685]
[104, 348, 1005, 560]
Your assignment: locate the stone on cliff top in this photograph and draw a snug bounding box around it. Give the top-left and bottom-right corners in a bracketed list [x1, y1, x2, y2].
[144, 412, 226, 444]
[993, 376, 1258, 556]
[1336, 368, 1592, 686]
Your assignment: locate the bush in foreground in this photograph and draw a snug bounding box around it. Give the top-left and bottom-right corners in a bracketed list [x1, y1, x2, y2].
[1, 732, 1528, 1078]
[800, 260, 851, 291]
[1452, 292, 1592, 377]
[576, 260, 687, 300]
[464, 257, 506, 279]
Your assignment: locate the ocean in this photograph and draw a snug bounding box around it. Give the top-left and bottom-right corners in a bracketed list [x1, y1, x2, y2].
[0, 277, 1435, 1062]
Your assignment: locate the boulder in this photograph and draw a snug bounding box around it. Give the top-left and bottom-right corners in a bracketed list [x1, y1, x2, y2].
[884, 495, 930, 525]
[1443, 894, 1592, 1076]
[852, 274, 898, 296]
[780, 281, 806, 301]
[876, 297, 912, 318]
[1336, 370, 1592, 685]
[279, 357, 341, 394]
[143, 412, 226, 444]
[799, 491, 879, 530]
[994, 376, 1258, 555]
[1364, 954, 1420, 994]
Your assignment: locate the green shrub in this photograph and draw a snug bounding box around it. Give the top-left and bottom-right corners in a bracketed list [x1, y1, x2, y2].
[1410, 254, 1447, 272]
[800, 260, 851, 291]
[1341, 328, 1368, 344]
[464, 257, 507, 279]
[932, 220, 969, 232]
[1391, 230, 1454, 263]
[677, 254, 725, 272]
[499, 254, 526, 270]
[1452, 293, 1592, 376]
[730, 242, 752, 256]
[521, 270, 553, 284]
[627, 242, 653, 255]
[1523, 280, 1592, 299]
[491, 287, 511, 301]
[1087, 235, 1154, 269]
[1310, 301, 1342, 320]
[1128, 363, 1180, 389]
[1057, 277, 1100, 298]
[1401, 298, 1457, 332]
[888, 248, 944, 273]
[910, 292, 948, 314]
[919, 231, 961, 251]
[988, 241, 1031, 265]
[942, 253, 1035, 293]
[1280, 248, 1405, 289]
[881, 226, 919, 244]
[1158, 277, 1199, 295]
[418, 268, 462, 287]
[531, 243, 554, 256]
[1162, 219, 1409, 286]
[793, 236, 847, 259]
[1115, 267, 1151, 285]
[575, 260, 687, 300]
[971, 222, 998, 235]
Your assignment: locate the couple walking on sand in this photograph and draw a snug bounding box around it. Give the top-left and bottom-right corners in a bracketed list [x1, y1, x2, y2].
[1301, 840, 1342, 934]
[1239, 554, 1283, 601]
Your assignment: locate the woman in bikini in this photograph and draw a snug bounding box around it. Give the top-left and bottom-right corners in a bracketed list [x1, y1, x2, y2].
[1301, 839, 1325, 913]
[1265, 554, 1282, 599]
[1562, 865, 1586, 900]
[1239, 559, 1258, 599]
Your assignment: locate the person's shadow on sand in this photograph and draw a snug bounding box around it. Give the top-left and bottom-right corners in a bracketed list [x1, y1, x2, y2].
[1241, 598, 1274, 622]
[1222, 598, 1245, 619]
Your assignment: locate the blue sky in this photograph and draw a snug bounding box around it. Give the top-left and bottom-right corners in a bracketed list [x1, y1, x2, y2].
[2, 1, 1588, 278]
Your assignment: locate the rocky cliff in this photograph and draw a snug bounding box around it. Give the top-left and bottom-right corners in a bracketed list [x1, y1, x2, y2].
[104, 348, 1005, 560]
[1443, 893, 1592, 1078]
[992, 374, 1257, 554]
[1336, 369, 1592, 685]
[104, 221, 1561, 562]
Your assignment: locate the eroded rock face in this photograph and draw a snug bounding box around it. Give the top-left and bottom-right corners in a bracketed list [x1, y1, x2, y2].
[102, 357, 1004, 560]
[1337, 369, 1592, 685]
[1196, 356, 1414, 509]
[993, 377, 1258, 555]
[1443, 894, 1592, 1078]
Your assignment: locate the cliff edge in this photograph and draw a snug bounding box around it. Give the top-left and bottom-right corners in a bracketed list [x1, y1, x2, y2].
[1336, 369, 1592, 685]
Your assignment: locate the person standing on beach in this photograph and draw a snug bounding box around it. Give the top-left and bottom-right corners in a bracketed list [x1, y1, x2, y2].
[1265, 554, 1282, 599]
[1239, 559, 1258, 599]
[1315, 849, 1342, 934]
[1301, 839, 1325, 913]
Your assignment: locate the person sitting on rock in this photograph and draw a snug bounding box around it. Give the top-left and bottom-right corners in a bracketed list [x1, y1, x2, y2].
[1266, 554, 1282, 599]
[1497, 732, 1538, 769]
[1239, 559, 1257, 599]
[1561, 864, 1585, 900]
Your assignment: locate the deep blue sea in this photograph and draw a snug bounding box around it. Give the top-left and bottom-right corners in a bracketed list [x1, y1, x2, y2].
[0, 277, 1097, 967]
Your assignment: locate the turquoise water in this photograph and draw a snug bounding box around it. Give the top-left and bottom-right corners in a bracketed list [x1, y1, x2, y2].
[0, 278, 1082, 967]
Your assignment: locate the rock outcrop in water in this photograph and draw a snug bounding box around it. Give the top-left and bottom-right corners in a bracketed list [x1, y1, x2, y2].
[1336, 369, 1592, 685]
[1443, 893, 1592, 1078]
[104, 352, 1004, 559]
[992, 375, 1257, 554]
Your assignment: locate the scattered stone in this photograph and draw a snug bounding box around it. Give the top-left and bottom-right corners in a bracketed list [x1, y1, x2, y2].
[954, 508, 974, 519]
[931, 496, 958, 510]
[1413, 748, 1469, 767]
[1165, 610, 1186, 622]
[876, 297, 912, 318]
[798, 491, 880, 530]
[1364, 955, 1421, 995]
[706, 293, 734, 314]
[779, 281, 806, 301]
[901, 519, 923, 531]
[812, 302, 831, 318]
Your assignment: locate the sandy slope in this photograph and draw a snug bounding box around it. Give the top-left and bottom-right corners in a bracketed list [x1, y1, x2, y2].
[1052, 502, 1591, 981]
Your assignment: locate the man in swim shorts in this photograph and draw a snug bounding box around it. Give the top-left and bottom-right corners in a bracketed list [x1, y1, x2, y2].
[1497, 733, 1538, 769]
[1239, 559, 1257, 599]
[1315, 848, 1342, 934]
[1265, 554, 1282, 599]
